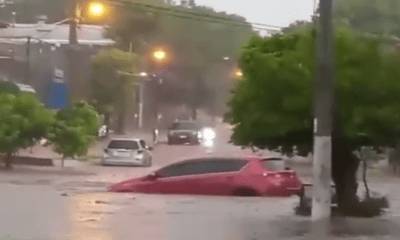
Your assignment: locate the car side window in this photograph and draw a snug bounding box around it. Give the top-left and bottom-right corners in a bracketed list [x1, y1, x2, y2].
[139, 140, 146, 149]
[216, 160, 248, 172]
[178, 159, 248, 175]
[157, 163, 191, 177]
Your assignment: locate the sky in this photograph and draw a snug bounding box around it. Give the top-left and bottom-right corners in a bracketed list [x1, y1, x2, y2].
[194, 0, 316, 29]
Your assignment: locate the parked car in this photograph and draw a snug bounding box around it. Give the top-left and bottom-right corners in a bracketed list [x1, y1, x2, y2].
[108, 156, 304, 197]
[98, 125, 108, 138]
[102, 138, 153, 167]
[167, 120, 204, 145]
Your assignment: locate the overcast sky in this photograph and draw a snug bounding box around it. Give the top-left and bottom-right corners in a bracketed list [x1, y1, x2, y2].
[194, 0, 316, 28]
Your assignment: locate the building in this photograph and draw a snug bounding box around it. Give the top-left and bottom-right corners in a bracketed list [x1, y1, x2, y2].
[0, 16, 114, 108]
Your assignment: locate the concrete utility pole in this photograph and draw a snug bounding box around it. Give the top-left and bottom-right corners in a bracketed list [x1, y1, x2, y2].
[25, 36, 30, 85]
[69, 0, 78, 45]
[311, 0, 334, 238]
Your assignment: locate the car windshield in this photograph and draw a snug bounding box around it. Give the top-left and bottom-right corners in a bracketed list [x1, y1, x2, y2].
[260, 158, 285, 171]
[171, 122, 201, 130]
[108, 140, 139, 150]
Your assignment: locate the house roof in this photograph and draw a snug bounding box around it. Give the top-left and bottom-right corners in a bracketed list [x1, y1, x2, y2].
[0, 23, 115, 46]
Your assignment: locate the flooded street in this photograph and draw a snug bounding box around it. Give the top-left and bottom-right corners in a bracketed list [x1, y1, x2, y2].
[1, 125, 400, 239]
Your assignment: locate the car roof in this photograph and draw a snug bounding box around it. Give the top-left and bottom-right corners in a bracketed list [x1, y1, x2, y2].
[170, 156, 282, 165]
[173, 120, 199, 123]
[109, 138, 142, 142]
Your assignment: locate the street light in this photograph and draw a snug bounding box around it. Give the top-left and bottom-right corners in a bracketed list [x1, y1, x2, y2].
[153, 50, 166, 61]
[88, 2, 105, 18]
[235, 69, 243, 78]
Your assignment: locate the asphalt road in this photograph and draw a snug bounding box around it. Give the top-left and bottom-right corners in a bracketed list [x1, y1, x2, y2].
[1, 123, 400, 240]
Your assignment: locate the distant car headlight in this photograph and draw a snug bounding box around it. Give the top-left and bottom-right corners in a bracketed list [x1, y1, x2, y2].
[103, 153, 109, 159]
[203, 128, 216, 140]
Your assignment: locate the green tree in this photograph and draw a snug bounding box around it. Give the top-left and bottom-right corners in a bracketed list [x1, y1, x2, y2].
[0, 92, 54, 169]
[47, 101, 100, 167]
[227, 26, 400, 216]
[91, 48, 139, 134]
[105, 2, 254, 119]
[358, 146, 380, 199]
[334, 0, 400, 37]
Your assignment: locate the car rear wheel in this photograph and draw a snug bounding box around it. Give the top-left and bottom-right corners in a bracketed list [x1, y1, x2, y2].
[168, 138, 173, 145]
[232, 188, 259, 197]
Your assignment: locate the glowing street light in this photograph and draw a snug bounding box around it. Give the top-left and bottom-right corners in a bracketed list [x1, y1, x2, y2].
[235, 69, 243, 78]
[153, 50, 166, 61]
[88, 2, 105, 18]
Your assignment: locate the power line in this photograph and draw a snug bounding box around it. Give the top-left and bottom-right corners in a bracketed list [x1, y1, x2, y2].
[137, 6, 277, 32]
[112, 0, 283, 31]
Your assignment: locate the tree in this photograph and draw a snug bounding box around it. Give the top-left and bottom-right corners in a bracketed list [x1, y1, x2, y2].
[47, 101, 100, 167]
[226, 26, 400, 216]
[334, 0, 400, 37]
[105, 1, 254, 120]
[91, 48, 139, 134]
[0, 92, 54, 168]
[358, 146, 380, 199]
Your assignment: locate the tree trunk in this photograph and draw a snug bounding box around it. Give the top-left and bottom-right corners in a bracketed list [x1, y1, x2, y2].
[362, 159, 370, 199]
[61, 157, 65, 168]
[3, 152, 13, 169]
[332, 128, 360, 215]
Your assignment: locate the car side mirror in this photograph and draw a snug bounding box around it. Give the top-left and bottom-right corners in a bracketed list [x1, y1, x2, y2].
[104, 149, 108, 153]
[147, 146, 154, 151]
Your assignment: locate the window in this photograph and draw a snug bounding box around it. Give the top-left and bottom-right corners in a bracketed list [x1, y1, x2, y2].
[157, 162, 193, 177]
[260, 158, 285, 171]
[156, 159, 248, 178]
[139, 140, 146, 149]
[108, 140, 139, 150]
[171, 122, 201, 130]
[193, 160, 248, 174]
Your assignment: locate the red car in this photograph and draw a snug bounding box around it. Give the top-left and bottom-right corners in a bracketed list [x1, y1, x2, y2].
[108, 157, 304, 197]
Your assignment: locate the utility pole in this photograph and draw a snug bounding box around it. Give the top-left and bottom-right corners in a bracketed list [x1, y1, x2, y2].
[311, 0, 334, 238]
[25, 36, 30, 85]
[138, 83, 144, 129]
[69, 0, 78, 45]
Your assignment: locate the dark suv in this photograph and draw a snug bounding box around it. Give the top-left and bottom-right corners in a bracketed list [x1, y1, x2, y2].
[167, 121, 202, 145]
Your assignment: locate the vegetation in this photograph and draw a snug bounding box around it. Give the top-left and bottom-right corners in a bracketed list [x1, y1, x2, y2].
[47, 101, 100, 167]
[334, 0, 400, 37]
[102, 0, 254, 119]
[0, 92, 54, 168]
[91, 48, 139, 134]
[226, 26, 400, 216]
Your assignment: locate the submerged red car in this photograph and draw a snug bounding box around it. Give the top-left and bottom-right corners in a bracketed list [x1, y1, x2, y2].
[108, 157, 304, 197]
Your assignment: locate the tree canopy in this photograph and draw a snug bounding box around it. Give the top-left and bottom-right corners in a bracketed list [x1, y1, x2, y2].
[105, 1, 255, 115]
[47, 101, 99, 167]
[0, 92, 54, 168]
[334, 0, 400, 37]
[227, 26, 400, 156]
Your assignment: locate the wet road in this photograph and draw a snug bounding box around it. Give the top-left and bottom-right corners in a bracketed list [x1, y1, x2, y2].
[1, 123, 400, 239]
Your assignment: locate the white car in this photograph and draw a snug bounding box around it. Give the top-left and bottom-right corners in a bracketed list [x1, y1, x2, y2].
[102, 138, 153, 167]
[98, 125, 108, 138]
